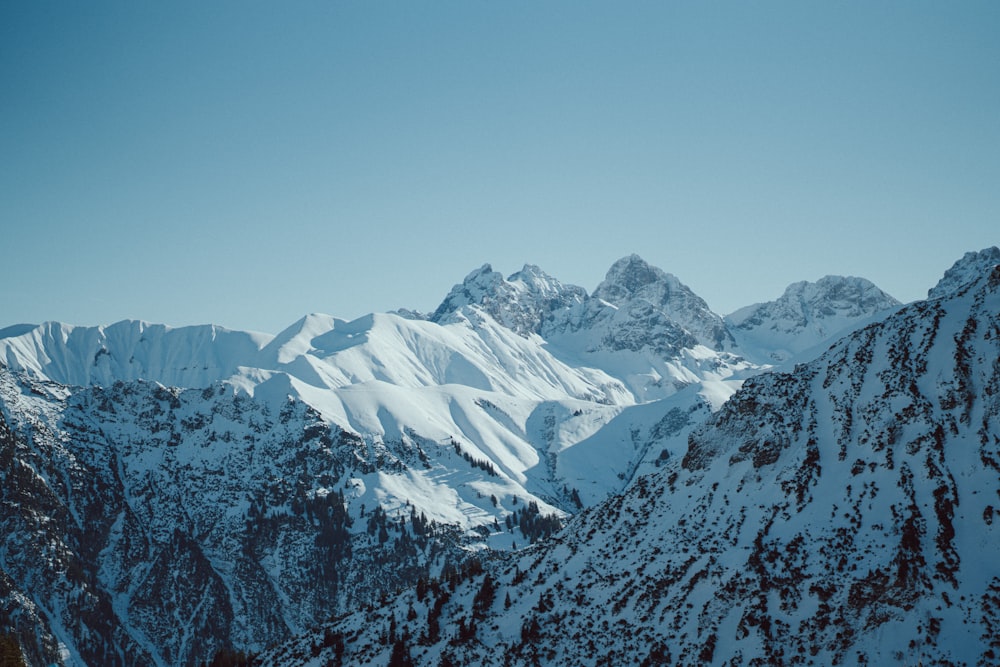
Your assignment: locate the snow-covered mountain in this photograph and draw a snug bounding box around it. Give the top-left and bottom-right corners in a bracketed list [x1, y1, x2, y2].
[0, 320, 269, 389]
[585, 254, 735, 352]
[257, 250, 1000, 667]
[725, 275, 901, 363]
[0, 253, 916, 665]
[430, 255, 756, 403]
[927, 245, 1000, 300]
[429, 263, 588, 338]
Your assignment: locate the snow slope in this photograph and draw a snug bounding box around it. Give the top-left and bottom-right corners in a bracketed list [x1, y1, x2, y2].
[257, 253, 1000, 666]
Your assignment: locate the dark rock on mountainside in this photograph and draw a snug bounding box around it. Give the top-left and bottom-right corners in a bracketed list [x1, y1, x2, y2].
[429, 263, 588, 337]
[431, 255, 736, 357]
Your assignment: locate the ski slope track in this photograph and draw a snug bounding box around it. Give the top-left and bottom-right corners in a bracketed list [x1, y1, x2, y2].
[0, 251, 985, 666]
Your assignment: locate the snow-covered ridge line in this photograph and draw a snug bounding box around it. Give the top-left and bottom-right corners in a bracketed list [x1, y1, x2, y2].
[256, 253, 1000, 667]
[1, 253, 906, 397]
[725, 274, 901, 364]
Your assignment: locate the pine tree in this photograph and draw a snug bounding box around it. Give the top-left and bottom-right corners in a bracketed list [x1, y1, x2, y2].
[387, 638, 414, 667]
[472, 573, 496, 620]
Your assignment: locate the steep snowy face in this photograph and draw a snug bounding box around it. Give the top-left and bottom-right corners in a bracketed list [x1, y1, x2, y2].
[0, 320, 271, 388]
[263, 263, 1000, 667]
[429, 263, 587, 336]
[585, 254, 735, 352]
[927, 245, 1000, 300]
[726, 275, 901, 363]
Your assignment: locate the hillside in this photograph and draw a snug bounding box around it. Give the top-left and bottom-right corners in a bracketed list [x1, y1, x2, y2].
[257, 250, 1000, 666]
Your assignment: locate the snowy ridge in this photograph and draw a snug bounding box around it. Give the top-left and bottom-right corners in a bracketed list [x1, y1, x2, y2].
[725, 275, 901, 364]
[0, 320, 271, 388]
[257, 255, 1000, 666]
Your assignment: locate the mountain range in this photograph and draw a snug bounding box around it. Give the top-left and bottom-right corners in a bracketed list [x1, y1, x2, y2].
[2, 249, 996, 666]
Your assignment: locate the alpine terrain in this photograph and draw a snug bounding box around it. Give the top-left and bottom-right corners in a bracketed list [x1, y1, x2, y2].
[254, 247, 1000, 666]
[6, 249, 994, 666]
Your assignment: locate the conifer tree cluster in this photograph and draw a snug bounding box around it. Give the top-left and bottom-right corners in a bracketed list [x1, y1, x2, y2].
[503, 500, 562, 543]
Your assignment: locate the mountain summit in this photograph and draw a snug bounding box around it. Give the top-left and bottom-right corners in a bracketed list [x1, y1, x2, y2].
[590, 254, 735, 351]
[927, 245, 1000, 300]
[429, 263, 587, 336]
[726, 275, 901, 363]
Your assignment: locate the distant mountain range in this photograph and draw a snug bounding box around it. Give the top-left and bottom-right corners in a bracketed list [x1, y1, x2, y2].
[2, 249, 996, 666]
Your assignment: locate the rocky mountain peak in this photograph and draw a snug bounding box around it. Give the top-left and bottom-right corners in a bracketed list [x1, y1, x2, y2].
[927, 246, 1000, 300]
[591, 254, 672, 303]
[428, 264, 503, 321]
[798, 275, 898, 310]
[725, 275, 900, 364]
[429, 263, 586, 336]
[730, 275, 900, 327]
[591, 255, 735, 351]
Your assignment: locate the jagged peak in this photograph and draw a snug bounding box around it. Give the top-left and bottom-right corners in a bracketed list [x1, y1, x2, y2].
[593, 254, 686, 303]
[779, 274, 897, 311]
[588, 255, 734, 351]
[928, 246, 1000, 300]
[428, 264, 503, 322]
[429, 262, 587, 335]
[724, 274, 901, 364]
[464, 262, 499, 282]
[508, 264, 588, 301]
[510, 263, 545, 280]
[727, 275, 899, 325]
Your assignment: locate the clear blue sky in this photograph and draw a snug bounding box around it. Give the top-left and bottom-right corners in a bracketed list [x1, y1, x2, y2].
[2, 2, 998, 334]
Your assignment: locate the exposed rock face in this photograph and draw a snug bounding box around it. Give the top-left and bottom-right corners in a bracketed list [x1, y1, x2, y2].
[588, 254, 735, 352]
[927, 245, 1000, 300]
[431, 255, 736, 355]
[429, 255, 753, 402]
[429, 263, 587, 337]
[258, 262, 1000, 667]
